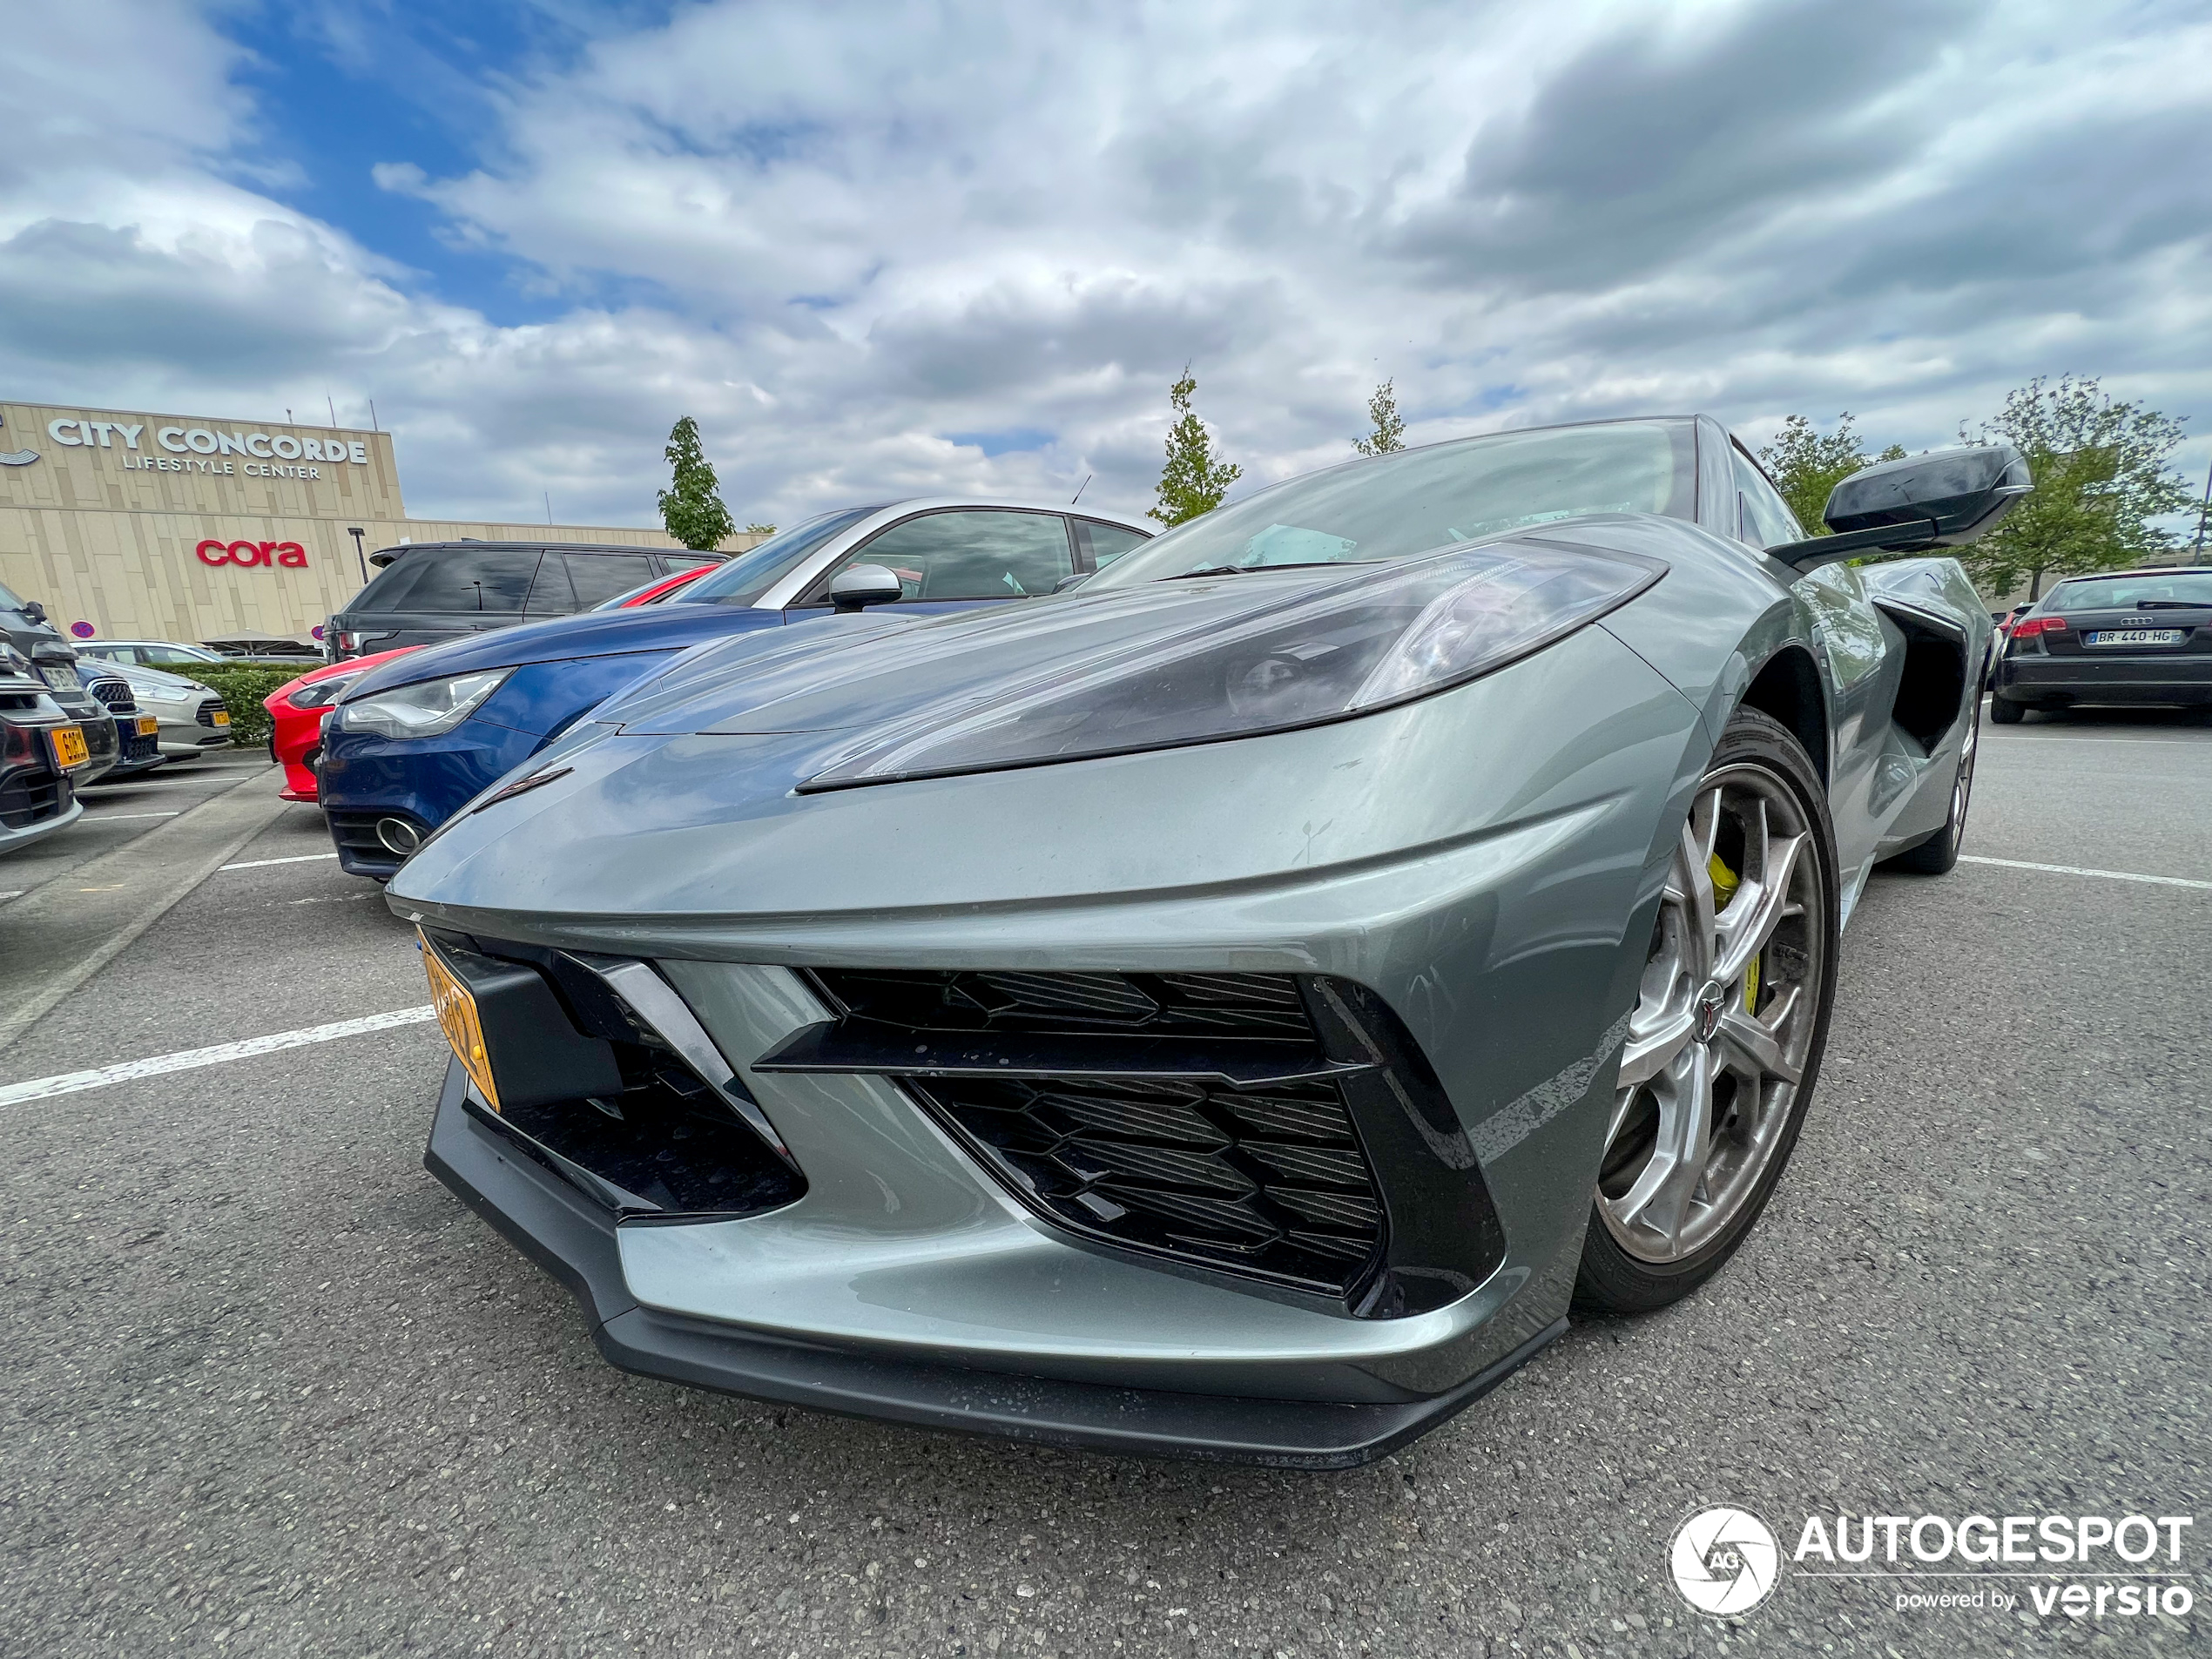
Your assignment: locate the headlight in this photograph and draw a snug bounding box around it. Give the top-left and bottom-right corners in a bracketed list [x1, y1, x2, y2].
[286, 673, 361, 712]
[336, 670, 511, 739]
[801, 537, 1662, 791]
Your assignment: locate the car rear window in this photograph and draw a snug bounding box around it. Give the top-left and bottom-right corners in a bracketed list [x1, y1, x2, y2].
[2043, 572, 2212, 610]
[347, 547, 544, 614]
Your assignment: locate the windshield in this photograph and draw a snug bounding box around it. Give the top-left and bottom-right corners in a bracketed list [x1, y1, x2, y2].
[1090, 420, 1696, 589]
[2043, 571, 2212, 610]
[671, 507, 883, 606]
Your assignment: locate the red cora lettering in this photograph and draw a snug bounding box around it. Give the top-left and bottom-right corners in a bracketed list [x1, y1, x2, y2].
[195, 539, 229, 565]
[226, 539, 267, 567]
[276, 542, 307, 568]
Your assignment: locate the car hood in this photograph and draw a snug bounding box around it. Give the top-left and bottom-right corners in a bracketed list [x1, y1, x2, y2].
[108, 662, 211, 698]
[591, 568, 1377, 745]
[346, 604, 785, 699]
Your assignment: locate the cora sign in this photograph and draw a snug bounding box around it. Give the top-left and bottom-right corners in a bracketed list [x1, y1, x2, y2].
[197, 538, 308, 570]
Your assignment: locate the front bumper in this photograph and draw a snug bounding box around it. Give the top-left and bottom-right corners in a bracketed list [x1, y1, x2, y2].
[1996, 654, 2212, 706]
[320, 718, 540, 875]
[426, 1058, 1562, 1466]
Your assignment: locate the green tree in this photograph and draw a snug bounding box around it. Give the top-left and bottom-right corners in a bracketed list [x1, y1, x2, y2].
[743, 522, 777, 537]
[1149, 366, 1242, 526]
[657, 415, 737, 551]
[1758, 413, 1904, 535]
[1956, 375, 2192, 598]
[1353, 378, 1406, 456]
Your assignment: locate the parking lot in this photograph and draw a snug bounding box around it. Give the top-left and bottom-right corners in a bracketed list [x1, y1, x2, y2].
[2, 711, 2206, 1656]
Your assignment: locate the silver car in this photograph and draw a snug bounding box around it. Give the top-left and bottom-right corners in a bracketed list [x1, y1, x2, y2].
[93, 661, 233, 757]
[389, 418, 2019, 1465]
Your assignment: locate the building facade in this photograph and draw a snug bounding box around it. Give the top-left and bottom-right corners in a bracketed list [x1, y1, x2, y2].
[0, 399, 752, 647]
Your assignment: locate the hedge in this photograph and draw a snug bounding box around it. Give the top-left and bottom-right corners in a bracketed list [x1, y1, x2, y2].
[165, 664, 316, 749]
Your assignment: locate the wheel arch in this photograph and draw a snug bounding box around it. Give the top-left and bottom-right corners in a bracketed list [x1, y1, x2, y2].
[1736, 644, 1829, 787]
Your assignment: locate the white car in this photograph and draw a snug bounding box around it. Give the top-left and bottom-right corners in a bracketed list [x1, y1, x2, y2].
[94, 661, 233, 757]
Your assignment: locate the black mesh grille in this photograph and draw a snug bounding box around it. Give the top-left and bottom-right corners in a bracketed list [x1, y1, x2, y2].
[821, 968, 1314, 1038]
[0, 771, 65, 829]
[87, 678, 134, 712]
[194, 701, 222, 728]
[807, 968, 1386, 1298]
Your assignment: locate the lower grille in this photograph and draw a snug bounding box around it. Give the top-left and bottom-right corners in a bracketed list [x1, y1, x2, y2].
[768, 968, 1502, 1313]
[325, 808, 423, 872]
[904, 1069, 1383, 1296]
[0, 770, 65, 829]
[195, 701, 223, 728]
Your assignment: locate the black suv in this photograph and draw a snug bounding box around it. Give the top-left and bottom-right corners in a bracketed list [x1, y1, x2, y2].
[0, 576, 118, 784]
[325, 542, 723, 662]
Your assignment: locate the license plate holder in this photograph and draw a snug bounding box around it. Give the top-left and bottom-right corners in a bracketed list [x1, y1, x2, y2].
[422, 934, 502, 1110]
[137, 715, 160, 737]
[211, 708, 233, 726]
[48, 725, 89, 769]
[2087, 628, 2184, 647]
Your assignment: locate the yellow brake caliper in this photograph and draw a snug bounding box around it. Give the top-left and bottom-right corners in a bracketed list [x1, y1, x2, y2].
[1707, 854, 1761, 1014]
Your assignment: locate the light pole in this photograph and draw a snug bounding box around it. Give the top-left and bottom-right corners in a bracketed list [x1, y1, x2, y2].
[348, 527, 368, 584]
[2193, 459, 2212, 556]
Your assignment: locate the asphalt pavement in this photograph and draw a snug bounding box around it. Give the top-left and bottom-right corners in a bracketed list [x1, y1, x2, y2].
[0, 708, 2206, 1658]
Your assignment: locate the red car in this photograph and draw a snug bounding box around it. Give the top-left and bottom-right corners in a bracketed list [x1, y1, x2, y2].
[266, 563, 715, 803]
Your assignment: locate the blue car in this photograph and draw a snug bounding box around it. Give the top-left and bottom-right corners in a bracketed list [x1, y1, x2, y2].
[318, 496, 1151, 876]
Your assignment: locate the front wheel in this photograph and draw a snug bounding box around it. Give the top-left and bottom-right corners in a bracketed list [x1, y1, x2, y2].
[1574, 708, 1840, 1315]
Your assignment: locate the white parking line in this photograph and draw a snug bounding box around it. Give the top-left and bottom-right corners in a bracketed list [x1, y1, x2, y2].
[1958, 854, 2212, 891]
[0, 1006, 438, 1107]
[219, 853, 340, 871]
[83, 812, 181, 821]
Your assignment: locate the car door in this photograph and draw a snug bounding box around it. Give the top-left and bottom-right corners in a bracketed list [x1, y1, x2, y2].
[789, 508, 1077, 616]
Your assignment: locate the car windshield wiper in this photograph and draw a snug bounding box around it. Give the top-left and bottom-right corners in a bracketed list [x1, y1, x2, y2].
[1163, 560, 1379, 581]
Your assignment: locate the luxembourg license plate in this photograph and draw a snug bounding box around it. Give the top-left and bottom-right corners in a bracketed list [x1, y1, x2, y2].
[137, 715, 159, 737]
[2087, 628, 2183, 646]
[421, 934, 502, 1111]
[49, 725, 89, 769]
[212, 708, 233, 726]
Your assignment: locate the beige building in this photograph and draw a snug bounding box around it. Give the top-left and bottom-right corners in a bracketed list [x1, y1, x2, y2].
[0, 399, 756, 648]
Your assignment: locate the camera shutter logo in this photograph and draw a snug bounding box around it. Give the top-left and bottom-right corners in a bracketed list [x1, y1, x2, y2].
[1670, 1507, 1780, 1615]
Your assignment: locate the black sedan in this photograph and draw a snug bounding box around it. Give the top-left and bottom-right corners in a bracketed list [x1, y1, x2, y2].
[1991, 566, 2212, 722]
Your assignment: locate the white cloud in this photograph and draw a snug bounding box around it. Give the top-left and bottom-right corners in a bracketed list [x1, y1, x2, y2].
[0, 0, 2208, 532]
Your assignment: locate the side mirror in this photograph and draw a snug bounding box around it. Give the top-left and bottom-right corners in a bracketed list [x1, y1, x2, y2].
[1051, 571, 1091, 594]
[22, 599, 46, 625]
[1773, 444, 2032, 572]
[828, 563, 904, 613]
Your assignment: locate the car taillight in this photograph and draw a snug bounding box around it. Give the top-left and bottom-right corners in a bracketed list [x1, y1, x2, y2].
[2012, 617, 2067, 642]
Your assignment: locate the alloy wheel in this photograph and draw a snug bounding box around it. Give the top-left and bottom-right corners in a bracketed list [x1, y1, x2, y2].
[1596, 764, 1829, 1264]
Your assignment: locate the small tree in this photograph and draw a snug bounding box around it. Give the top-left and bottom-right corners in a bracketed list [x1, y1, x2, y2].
[1354, 379, 1406, 456]
[1759, 413, 1904, 535]
[1149, 366, 1242, 527]
[658, 415, 737, 551]
[744, 522, 777, 537]
[1956, 375, 2191, 599]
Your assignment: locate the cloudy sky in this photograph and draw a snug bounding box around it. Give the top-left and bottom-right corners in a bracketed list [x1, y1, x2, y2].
[4, 0, 2208, 532]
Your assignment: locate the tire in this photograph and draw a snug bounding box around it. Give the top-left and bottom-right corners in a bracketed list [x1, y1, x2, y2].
[1574, 707, 1841, 1315]
[1989, 695, 2025, 725]
[1883, 701, 1979, 875]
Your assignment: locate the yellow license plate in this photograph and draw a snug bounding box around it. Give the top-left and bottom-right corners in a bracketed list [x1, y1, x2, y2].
[49, 725, 89, 769]
[137, 715, 159, 737]
[421, 933, 501, 1111]
[212, 708, 232, 726]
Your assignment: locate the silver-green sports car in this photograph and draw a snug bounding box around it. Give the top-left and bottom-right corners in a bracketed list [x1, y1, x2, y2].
[388, 416, 2023, 1466]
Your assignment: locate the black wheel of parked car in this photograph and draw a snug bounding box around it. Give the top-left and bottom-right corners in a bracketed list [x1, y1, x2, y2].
[1883, 702, 1979, 875]
[1575, 707, 1841, 1315]
[1989, 694, 2025, 725]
